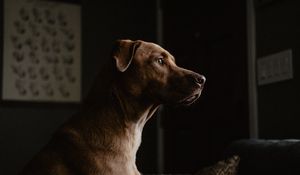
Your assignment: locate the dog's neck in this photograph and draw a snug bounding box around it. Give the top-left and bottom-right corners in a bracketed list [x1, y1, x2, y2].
[112, 85, 159, 127]
[72, 84, 159, 174]
[111, 84, 159, 153]
[111, 85, 159, 157]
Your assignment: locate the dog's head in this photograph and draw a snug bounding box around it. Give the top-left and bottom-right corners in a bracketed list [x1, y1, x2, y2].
[112, 39, 205, 105]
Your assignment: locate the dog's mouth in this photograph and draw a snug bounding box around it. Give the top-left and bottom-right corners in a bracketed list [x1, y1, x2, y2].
[175, 82, 204, 106]
[179, 93, 201, 106]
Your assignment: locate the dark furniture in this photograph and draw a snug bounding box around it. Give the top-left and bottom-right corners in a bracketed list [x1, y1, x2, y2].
[225, 139, 300, 175]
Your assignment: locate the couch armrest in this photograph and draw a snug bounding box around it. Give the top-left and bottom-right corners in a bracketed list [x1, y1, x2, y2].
[224, 139, 300, 175]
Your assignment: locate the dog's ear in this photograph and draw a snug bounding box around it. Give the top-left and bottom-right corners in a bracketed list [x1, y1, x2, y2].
[112, 39, 140, 72]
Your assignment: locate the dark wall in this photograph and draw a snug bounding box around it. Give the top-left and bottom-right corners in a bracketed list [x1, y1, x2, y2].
[256, 0, 300, 138]
[162, 0, 249, 173]
[0, 1, 157, 175]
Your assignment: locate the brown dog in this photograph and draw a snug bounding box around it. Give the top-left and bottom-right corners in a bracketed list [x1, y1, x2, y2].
[19, 39, 205, 175]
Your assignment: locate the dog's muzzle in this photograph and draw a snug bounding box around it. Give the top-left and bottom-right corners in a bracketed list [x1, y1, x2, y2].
[179, 73, 206, 105]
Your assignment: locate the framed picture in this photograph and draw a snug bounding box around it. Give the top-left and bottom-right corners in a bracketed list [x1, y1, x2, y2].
[2, 0, 81, 102]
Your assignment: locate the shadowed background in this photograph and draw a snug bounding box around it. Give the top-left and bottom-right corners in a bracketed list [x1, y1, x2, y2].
[1, 0, 300, 174]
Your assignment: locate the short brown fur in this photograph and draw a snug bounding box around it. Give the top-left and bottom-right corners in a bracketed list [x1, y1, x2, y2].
[19, 40, 205, 175]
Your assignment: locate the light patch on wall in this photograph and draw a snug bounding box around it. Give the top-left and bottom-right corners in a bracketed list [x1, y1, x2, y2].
[257, 49, 293, 86]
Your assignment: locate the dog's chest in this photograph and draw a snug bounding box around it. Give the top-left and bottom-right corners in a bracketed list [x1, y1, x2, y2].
[124, 125, 143, 155]
[91, 128, 142, 175]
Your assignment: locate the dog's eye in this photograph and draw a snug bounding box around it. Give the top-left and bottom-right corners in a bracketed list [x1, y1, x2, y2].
[157, 57, 165, 65]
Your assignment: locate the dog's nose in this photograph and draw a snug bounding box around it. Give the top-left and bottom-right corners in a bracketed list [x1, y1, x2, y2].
[192, 74, 206, 86]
